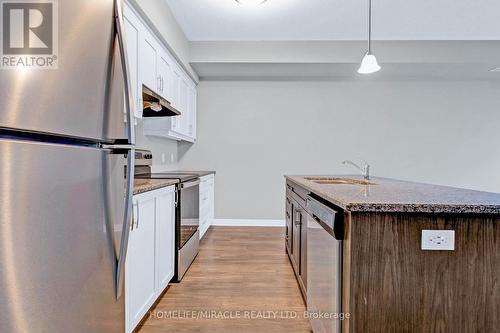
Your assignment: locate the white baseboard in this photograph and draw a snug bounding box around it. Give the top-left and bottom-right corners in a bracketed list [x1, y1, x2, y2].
[212, 219, 285, 227]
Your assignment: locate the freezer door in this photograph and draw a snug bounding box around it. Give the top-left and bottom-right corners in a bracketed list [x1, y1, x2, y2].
[0, 0, 134, 144]
[0, 139, 132, 333]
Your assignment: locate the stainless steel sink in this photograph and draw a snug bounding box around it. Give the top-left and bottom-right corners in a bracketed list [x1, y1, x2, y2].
[304, 177, 376, 186]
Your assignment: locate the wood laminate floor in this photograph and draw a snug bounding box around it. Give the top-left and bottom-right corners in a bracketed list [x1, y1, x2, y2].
[137, 227, 311, 333]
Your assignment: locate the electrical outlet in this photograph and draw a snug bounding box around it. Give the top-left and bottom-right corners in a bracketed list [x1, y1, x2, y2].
[421, 230, 455, 251]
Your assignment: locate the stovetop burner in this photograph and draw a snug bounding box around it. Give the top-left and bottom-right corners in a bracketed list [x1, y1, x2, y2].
[133, 150, 199, 182]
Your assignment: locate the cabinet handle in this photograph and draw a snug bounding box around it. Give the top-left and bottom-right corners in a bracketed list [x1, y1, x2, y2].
[131, 206, 136, 231]
[294, 210, 301, 226]
[135, 210, 140, 229]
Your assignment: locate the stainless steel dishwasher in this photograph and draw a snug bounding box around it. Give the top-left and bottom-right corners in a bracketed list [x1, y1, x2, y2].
[306, 195, 343, 333]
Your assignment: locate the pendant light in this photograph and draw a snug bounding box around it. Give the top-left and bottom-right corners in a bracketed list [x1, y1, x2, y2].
[358, 0, 381, 74]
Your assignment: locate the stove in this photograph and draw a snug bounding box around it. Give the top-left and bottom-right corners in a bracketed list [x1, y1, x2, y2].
[148, 173, 198, 182]
[134, 150, 200, 282]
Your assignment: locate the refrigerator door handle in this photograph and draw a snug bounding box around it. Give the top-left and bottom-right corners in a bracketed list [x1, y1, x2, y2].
[114, 0, 136, 145]
[115, 148, 135, 299]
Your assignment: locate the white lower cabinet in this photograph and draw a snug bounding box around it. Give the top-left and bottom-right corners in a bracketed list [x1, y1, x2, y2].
[155, 188, 176, 292]
[126, 185, 176, 333]
[199, 174, 215, 239]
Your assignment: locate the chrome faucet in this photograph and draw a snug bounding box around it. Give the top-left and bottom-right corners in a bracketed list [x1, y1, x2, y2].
[342, 160, 371, 180]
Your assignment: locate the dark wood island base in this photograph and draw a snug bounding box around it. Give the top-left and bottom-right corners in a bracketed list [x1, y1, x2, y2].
[285, 175, 500, 333]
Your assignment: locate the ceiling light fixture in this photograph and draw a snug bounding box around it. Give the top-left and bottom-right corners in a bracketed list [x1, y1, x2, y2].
[490, 67, 500, 72]
[235, 0, 267, 6]
[358, 0, 381, 74]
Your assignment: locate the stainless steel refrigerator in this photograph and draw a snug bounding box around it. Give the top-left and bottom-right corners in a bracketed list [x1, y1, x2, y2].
[0, 1, 135, 332]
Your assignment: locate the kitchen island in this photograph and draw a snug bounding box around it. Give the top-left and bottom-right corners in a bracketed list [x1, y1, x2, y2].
[285, 175, 500, 333]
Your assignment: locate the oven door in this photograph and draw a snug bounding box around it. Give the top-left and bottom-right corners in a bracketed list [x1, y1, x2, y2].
[180, 179, 200, 247]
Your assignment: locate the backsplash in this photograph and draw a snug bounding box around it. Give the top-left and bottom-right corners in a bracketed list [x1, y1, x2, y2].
[135, 119, 179, 172]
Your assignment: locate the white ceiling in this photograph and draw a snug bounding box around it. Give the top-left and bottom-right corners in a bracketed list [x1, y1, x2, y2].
[164, 0, 500, 41]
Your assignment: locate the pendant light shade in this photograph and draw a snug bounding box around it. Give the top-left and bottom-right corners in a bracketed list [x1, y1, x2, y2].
[358, 52, 381, 74]
[359, 0, 381, 74]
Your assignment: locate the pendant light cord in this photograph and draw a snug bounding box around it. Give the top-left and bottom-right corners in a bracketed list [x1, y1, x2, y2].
[368, 0, 372, 53]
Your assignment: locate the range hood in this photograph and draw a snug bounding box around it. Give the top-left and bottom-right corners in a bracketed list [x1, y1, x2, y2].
[142, 85, 181, 117]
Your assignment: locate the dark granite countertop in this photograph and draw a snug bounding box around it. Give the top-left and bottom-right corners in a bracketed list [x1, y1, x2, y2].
[167, 170, 216, 177]
[134, 179, 178, 195]
[285, 175, 500, 214]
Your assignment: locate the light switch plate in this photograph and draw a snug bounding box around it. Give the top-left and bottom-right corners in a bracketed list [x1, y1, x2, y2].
[421, 230, 455, 251]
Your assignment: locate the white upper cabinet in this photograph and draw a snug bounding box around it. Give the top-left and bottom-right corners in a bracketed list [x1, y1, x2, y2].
[143, 65, 197, 143]
[180, 79, 189, 134]
[139, 29, 159, 95]
[188, 85, 197, 138]
[123, 1, 198, 143]
[123, 4, 141, 118]
[170, 66, 182, 131]
[157, 51, 173, 102]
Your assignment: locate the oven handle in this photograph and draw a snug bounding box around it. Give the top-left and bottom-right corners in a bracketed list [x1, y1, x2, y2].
[181, 179, 201, 189]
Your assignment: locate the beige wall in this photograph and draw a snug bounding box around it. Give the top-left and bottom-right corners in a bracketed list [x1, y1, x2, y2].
[177, 80, 500, 220]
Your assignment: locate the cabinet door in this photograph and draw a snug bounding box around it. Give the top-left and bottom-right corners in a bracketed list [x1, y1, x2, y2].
[126, 195, 157, 333]
[155, 187, 175, 293]
[188, 85, 197, 140]
[285, 197, 293, 253]
[179, 78, 189, 135]
[170, 67, 181, 131]
[292, 206, 302, 270]
[157, 52, 172, 102]
[299, 210, 307, 289]
[123, 4, 141, 118]
[199, 175, 214, 239]
[209, 177, 215, 221]
[139, 30, 158, 93]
